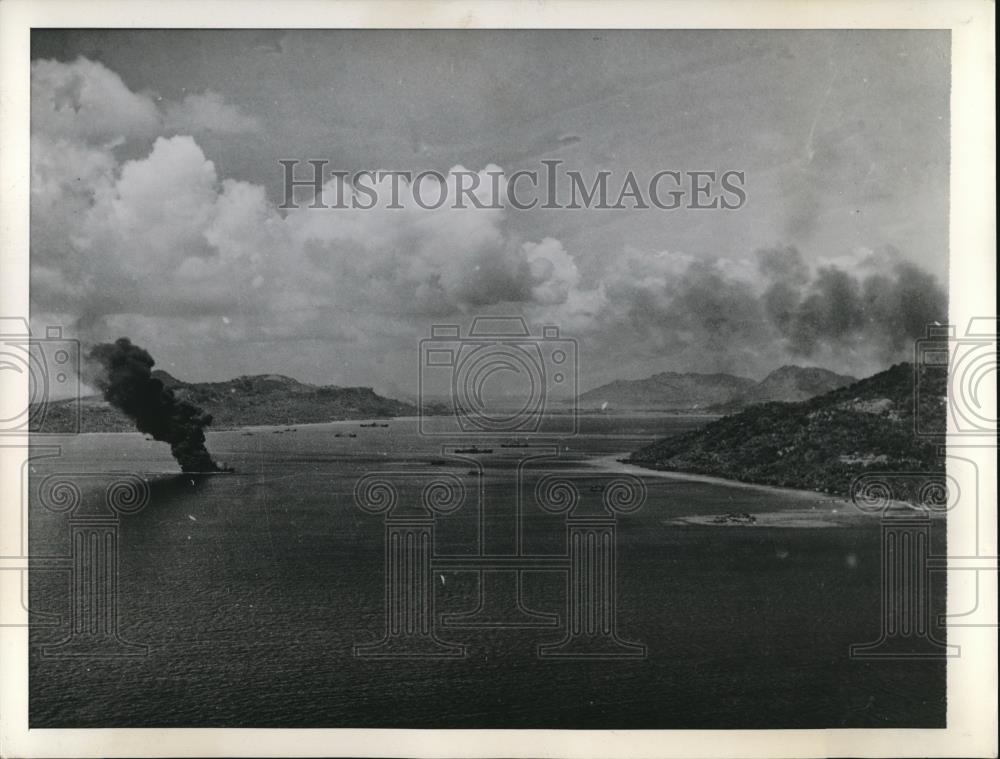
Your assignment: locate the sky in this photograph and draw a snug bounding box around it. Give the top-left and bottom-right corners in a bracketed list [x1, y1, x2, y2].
[29, 29, 950, 396]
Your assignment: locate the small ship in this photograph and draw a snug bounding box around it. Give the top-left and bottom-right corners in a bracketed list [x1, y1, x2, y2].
[359, 422, 390, 428]
[454, 446, 493, 454]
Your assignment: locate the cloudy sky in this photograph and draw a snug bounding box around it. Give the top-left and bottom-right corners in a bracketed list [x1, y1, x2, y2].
[30, 30, 949, 396]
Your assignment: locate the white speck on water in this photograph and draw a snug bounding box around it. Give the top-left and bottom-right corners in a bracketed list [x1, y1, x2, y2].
[188, 514, 197, 521]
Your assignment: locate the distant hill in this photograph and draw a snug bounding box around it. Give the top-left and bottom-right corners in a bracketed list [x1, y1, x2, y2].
[577, 365, 855, 411]
[627, 363, 944, 496]
[709, 365, 856, 411]
[577, 371, 756, 410]
[31, 372, 418, 432]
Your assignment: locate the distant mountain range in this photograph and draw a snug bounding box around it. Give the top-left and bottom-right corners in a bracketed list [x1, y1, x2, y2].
[626, 362, 944, 496]
[577, 365, 856, 411]
[32, 363, 862, 433]
[32, 370, 418, 433]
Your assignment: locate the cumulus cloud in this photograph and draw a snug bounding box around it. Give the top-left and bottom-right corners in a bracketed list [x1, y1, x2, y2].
[164, 92, 260, 135]
[31, 57, 259, 145]
[29, 61, 590, 353]
[31, 56, 161, 144]
[282, 167, 584, 317]
[32, 135, 282, 327]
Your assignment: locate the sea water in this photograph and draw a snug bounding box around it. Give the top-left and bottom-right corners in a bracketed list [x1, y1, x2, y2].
[27, 415, 945, 728]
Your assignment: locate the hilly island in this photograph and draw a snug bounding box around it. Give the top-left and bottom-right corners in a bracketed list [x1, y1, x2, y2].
[626, 362, 946, 497]
[32, 371, 418, 432]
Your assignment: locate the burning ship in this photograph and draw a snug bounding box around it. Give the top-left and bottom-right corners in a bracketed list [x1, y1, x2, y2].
[88, 338, 231, 474]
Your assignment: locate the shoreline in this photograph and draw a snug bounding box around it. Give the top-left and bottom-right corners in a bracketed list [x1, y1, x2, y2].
[38, 410, 720, 435]
[588, 453, 945, 524]
[588, 453, 851, 504]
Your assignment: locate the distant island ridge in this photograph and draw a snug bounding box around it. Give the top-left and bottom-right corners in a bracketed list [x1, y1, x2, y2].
[32, 363, 864, 433]
[32, 370, 422, 432]
[576, 365, 858, 411]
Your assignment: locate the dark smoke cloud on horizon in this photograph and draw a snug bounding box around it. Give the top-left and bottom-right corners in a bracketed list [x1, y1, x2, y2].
[597, 244, 947, 382]
[757, 245, 946, 360]
[86, 338, 221, 473]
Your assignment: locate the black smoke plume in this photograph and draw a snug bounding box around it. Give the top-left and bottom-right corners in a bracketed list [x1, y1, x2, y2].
[87, 338, 220, 473]
[610, 244, 946, 378]
[758, 246, 947, 360]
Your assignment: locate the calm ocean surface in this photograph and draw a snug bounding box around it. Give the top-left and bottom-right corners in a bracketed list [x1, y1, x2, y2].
[28, 414, 945, 728]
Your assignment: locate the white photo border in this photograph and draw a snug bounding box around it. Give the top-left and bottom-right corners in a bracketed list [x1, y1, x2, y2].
[1, 1, 995, 757]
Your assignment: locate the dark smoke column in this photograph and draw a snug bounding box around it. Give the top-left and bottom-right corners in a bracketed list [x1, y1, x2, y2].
[88, 338, 221, 473]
